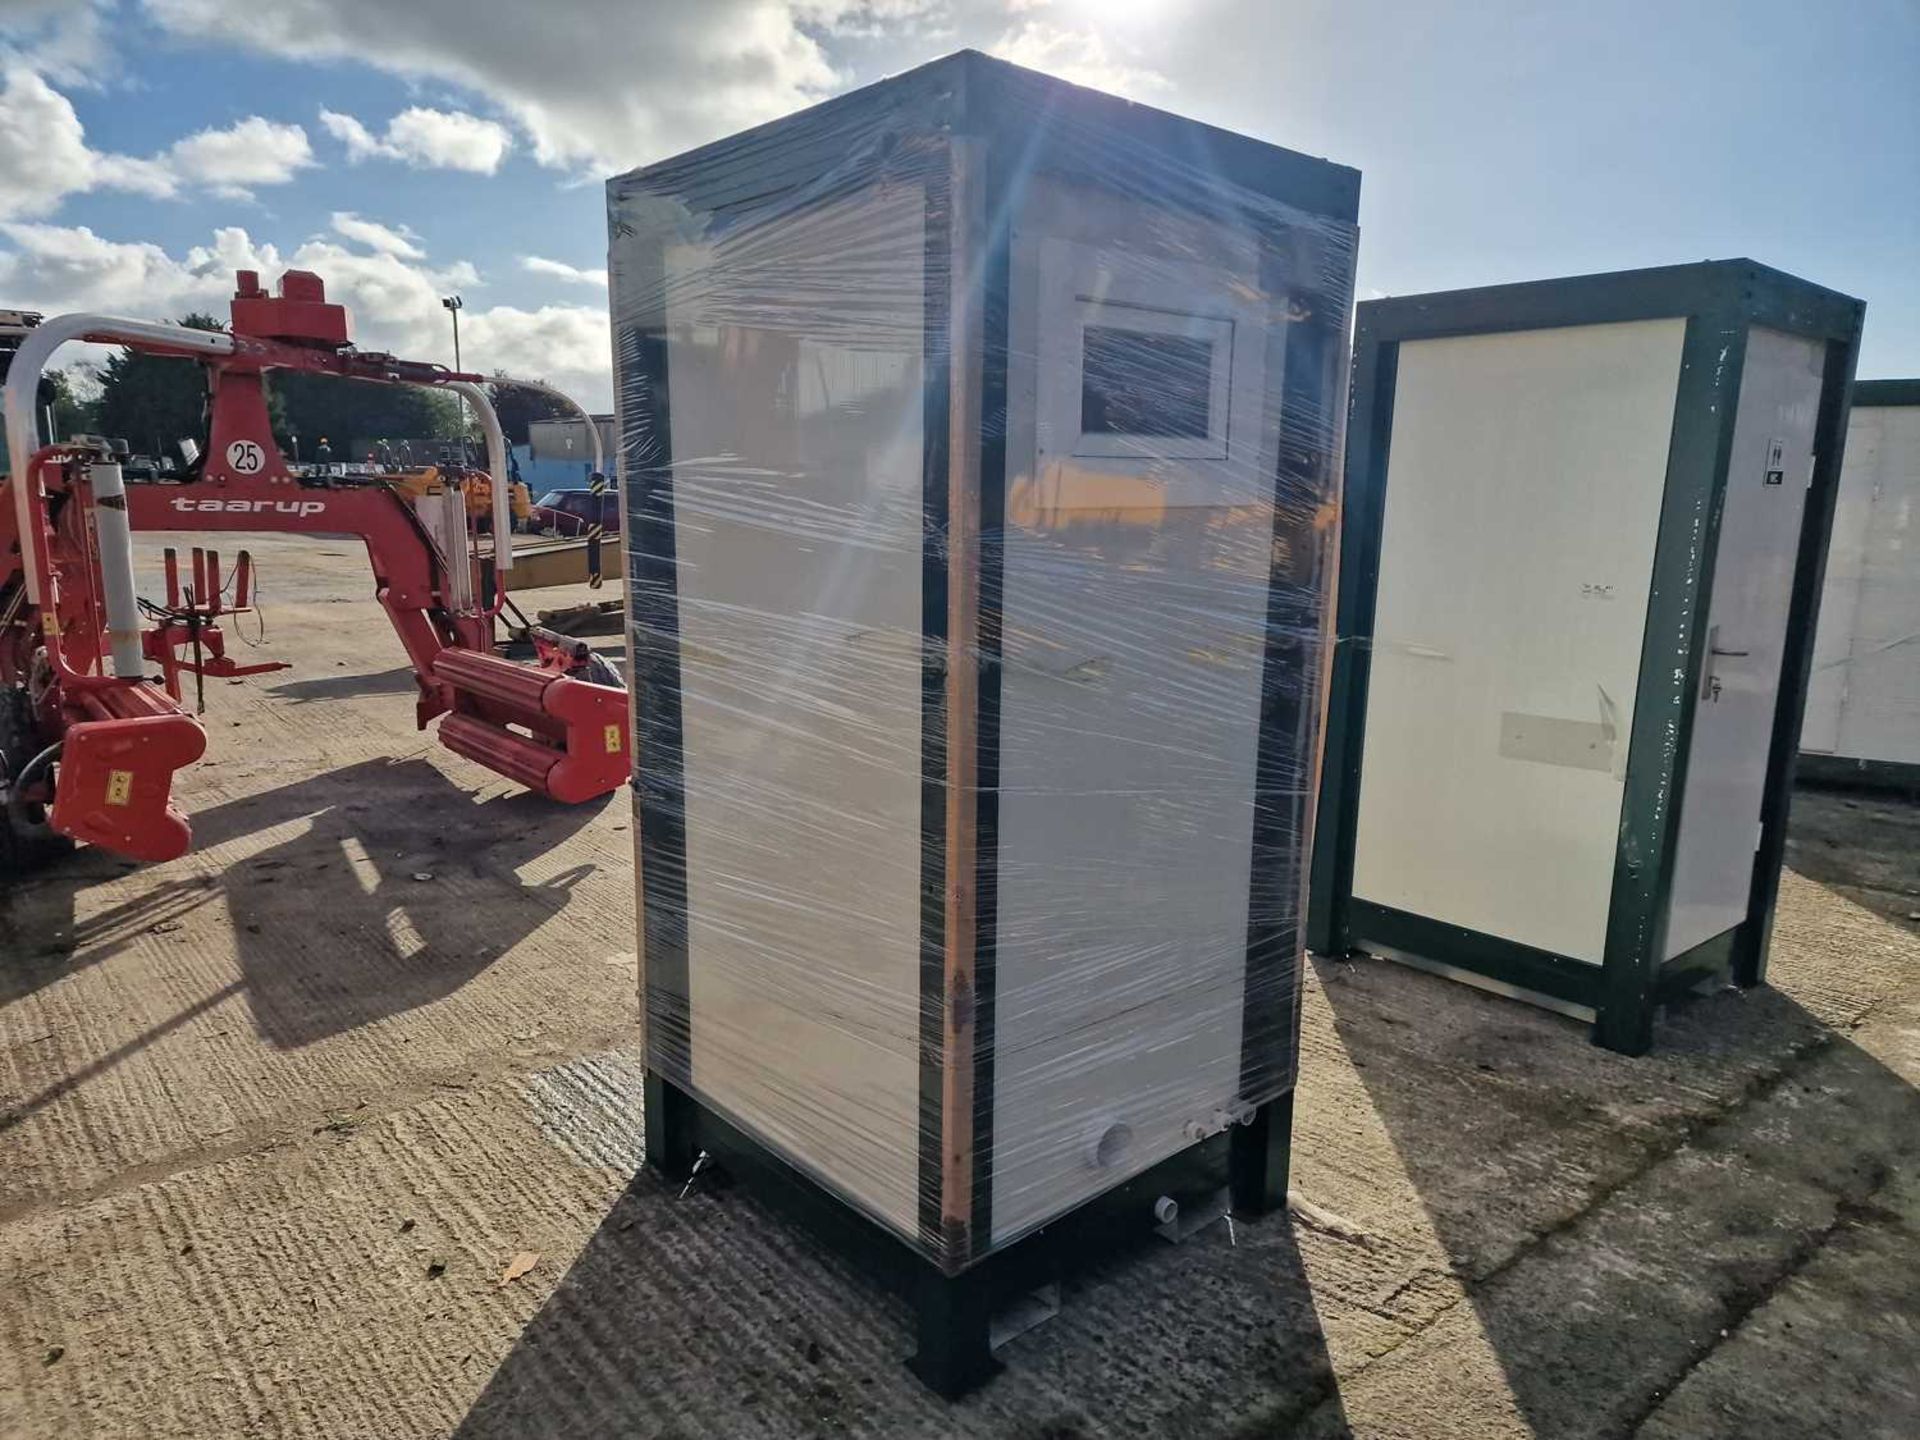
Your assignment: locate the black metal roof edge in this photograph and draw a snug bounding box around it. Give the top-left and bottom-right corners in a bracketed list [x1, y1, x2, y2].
[607, 49, 1359, 222]
[1852, 378, 1920, 407]
[952, 51, 1359, 221]
[1355, 259, 1865, 347]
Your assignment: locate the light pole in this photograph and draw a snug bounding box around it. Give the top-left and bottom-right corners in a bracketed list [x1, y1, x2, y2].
[441, 293, 464, 371]
[441, 294, 466, 464]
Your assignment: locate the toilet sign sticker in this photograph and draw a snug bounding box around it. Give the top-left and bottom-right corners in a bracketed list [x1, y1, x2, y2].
[226, 438, 266, 475]
[1763, 437, 1786, 486]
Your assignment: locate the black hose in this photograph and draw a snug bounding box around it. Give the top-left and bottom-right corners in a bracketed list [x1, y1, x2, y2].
[6, 739, 60, 831]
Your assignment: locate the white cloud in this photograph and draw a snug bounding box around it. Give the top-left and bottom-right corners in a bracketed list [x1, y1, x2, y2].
[166, 114, 314, 194]
[14, 3, 1175, 200]
[317, 107, 380, 160]
[142, 0, 847, 172]
[0, 62, 177, 217]
[88, 149, 179, 197]
[989, 21, 1168, 98]
[462, 304, 611, 394]
[330, 211, 425, 259]
[385, 106, 510, 172]
[790, 0, 944, 40]
[521, 255, 608, 288]
[0, 220, 614, 409]
[0, 0, 108, 86]
[0, 62, 319, 216]
[0, 221, 236, 318]
[321, 104, 511, 173]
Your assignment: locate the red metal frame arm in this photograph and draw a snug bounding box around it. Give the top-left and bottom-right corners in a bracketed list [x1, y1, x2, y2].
[123, 480, 470, 724]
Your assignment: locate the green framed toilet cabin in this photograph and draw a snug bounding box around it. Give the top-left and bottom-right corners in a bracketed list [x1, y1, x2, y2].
[1307, 261, 1865, 1055]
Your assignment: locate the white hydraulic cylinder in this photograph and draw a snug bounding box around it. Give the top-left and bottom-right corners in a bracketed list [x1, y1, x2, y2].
[85, 461, 145, 677]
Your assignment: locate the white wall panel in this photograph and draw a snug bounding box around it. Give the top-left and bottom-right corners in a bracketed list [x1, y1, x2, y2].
[665, 189, 927, 1235]
[1351, 320, 1686, 963]
[1811, 403, 1920, 766]
[1803, 406, 1879, 752]
[990, 189, 1281, 1242]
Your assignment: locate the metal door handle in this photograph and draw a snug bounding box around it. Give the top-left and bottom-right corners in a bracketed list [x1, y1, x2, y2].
[1704, 623, 1751, 659]
[1701, 624, 1747, 701]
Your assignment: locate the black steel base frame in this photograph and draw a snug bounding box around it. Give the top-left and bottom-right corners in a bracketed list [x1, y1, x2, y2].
[643, 1070, 1294, 1399]
[1346, 900, 1743, 1050]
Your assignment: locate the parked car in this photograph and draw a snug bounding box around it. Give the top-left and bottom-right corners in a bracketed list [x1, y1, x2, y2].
[529, 489, 619, 537]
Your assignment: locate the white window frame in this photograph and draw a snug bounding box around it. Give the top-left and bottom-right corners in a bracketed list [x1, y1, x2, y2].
[1070, 300, 1236, 461]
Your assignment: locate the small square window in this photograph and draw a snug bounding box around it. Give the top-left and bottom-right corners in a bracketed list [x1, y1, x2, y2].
[1080, 327, 1216, 439]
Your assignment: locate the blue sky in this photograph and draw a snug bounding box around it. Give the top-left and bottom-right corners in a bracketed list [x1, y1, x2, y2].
[2, 0, 1915, 411]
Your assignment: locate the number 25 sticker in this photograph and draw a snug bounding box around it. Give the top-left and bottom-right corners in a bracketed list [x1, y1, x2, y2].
[226, 439, 265, 475]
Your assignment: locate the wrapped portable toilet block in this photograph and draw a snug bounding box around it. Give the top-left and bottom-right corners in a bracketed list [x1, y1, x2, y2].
[609, 50, 1358, 1391]
[1309, 263, 1865, 1055]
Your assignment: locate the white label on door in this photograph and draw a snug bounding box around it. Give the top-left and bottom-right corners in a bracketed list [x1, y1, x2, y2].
[1763, 436, 1786, 486]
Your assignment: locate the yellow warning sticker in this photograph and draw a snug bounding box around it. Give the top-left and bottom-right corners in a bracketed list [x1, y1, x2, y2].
[105, 770, 133, 806]
[603, 724, 623, 754]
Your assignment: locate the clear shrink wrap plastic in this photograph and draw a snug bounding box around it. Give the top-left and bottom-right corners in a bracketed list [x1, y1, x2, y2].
[609, 51, 1360, 1272]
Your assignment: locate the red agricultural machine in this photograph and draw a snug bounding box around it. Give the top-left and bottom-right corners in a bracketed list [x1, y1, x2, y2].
[1, 269, 627, 871]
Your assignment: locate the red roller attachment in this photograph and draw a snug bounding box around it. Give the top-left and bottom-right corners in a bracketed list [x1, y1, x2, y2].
[49, 681, 207, 862]
[431, 649, 628, 804]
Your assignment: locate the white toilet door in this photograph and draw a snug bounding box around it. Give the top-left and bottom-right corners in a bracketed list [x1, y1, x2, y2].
[1663, 327, 1826, 958]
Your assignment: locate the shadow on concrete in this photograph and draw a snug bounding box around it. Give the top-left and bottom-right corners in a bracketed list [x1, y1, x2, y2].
[0, 858, 203, 1005]
[1783, 785, 1920, 936]
[266, 663, 421, 705]
[452, 1166, 1350, 1439]
[0, 757, 608, 1130]
[195, 757, 606, 1049]
[1308, 915, 1920, 1439]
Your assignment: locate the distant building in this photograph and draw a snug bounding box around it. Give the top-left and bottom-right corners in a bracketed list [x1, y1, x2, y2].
[528, 415, 614, 473]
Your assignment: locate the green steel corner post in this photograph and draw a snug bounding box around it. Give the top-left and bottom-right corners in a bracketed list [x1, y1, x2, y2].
[1307, 335, 1396, 959]
[1594, 302, 1749, 1056]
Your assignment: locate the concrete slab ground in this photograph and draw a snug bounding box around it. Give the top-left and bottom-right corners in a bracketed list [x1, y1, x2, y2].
[1, 536, 1916, 1438]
